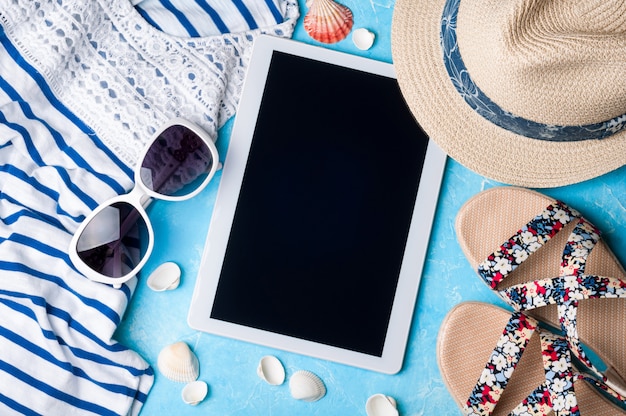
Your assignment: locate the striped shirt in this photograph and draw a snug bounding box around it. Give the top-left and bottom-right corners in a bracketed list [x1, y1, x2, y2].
[0, 0, 297, 414]
[134, 0, 287, 37]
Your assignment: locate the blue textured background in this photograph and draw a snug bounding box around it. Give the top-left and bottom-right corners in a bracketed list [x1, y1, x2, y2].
[115, 1, 626, 414]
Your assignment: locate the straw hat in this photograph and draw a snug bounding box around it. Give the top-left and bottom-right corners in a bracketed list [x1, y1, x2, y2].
[391, 0, 626, 188]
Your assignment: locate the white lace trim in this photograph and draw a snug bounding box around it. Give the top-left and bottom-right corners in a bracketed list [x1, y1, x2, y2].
[0, 0, 298, 166]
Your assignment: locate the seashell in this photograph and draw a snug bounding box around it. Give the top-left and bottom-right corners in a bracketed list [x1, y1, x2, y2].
[352, 28, 376, 50]
[157, 341, 199, 383]
[147, 261, 181, 291]
[181, 380, 208, 405]
[257, 355, 285, 385]
[289, 370, 326, 402]
[304, 0, 353, 44]
[365, 394, 399, 416]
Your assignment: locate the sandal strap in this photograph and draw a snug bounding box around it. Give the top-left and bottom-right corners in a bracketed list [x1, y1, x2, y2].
[500, 275, 626, 379]
[477, 200, 580, 289]
[464, 323, 626, 416]
[580, 374, 626, 408]
[513, 374, 626, 416]
[541, 334, 578, 415]
[510, 334, 579, 416]
[560, 217, 600, 277]
[511, 333, 626, 416]
[464, 312, 538, 415]
[465, 314, 585, 416]
[500, 275, 626, 311]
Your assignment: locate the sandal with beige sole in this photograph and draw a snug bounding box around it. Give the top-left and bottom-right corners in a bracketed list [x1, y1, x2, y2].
[455, 186, 626, 395]
[438, 302, 626, 415]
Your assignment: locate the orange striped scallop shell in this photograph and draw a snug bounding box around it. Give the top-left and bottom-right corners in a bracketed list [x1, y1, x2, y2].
[304, 0, 354, 44]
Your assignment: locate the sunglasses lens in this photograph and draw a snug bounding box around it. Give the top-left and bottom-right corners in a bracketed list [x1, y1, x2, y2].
[75, 202, 149, 278]
[140, 124, 214, 197]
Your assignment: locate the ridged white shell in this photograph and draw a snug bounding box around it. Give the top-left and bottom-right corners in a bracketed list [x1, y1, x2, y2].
[366, 394, 399, 416]
[289, 370, 326, 402]
[352, 28, 375, 50]
[147, 262, 181, 291]
[257, 355, 285, 385]
[157, 342, 199, 383]
[304, 0, 353, 44]
[181, 380, 208, 405]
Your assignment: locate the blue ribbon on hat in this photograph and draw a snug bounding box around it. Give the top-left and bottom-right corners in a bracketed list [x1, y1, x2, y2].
[440, 0, 626, 142]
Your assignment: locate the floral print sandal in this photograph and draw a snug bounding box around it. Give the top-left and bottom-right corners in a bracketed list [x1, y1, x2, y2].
[455, 187, 626, 396]
[438, 302, 626, 415]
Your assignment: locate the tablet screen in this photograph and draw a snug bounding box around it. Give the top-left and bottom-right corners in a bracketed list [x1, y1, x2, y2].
[210, 52, 427, 357]
[188, 36, 445, 374]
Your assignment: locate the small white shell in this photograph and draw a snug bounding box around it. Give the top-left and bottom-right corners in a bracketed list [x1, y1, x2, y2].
[147, 262, 181, 291]
[257, 355, 285, 385]
[353, 28, 375, 50]
[366, 394, 399, 416]
[289, 370, 326, 402]
[157, 342, 199, 383]
[181, 380, 208, 405]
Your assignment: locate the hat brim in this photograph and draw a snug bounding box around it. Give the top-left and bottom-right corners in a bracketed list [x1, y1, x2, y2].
[391, 0, 626, 188]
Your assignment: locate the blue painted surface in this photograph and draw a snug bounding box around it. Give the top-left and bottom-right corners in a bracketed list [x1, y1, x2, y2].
[114, 1, 626, 414]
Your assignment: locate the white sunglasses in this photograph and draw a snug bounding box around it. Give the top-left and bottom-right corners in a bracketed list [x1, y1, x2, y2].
[69, 119, 219, 288]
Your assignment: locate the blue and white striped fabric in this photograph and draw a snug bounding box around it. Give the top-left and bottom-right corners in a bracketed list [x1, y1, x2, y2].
[133, 0, 287, 37]
[0, 0, 298, 414]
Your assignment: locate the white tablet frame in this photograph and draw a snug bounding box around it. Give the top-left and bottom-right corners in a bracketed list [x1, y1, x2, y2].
[188, 35, 446, 374]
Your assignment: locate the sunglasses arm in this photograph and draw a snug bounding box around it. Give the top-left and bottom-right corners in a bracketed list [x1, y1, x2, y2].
[102, 188, 152, 254]
[140, 193, 154, 209]
[95, 189, 152, 281]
